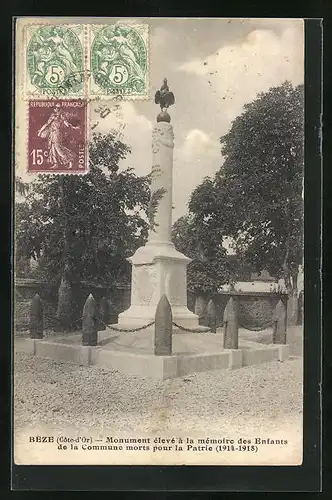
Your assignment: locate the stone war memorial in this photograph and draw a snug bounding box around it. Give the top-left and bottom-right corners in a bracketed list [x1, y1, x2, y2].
[17, 79, 290, 380]
[118, 77, 200, 329]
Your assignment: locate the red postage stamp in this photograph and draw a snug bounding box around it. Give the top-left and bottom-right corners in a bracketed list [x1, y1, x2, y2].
[28, 100, 88, 174]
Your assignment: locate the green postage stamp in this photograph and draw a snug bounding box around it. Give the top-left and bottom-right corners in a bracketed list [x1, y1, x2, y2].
[24, 24, 86, 98]
[22, 22, 149, 99]
[88, 23, 149, 99]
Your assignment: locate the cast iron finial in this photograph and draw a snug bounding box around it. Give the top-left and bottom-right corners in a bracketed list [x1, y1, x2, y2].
[154, 78, 175, 123]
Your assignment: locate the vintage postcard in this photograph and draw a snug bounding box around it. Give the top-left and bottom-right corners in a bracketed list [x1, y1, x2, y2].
[14, 17, 306, 468]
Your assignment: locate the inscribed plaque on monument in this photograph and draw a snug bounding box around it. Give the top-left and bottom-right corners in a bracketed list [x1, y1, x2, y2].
[12, 16, 321, 489]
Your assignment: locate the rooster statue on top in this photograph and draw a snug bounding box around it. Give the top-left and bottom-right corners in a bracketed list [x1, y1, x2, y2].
[154, 78, 175, 123]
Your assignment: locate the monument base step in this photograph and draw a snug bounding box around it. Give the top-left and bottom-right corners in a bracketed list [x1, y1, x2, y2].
[15, 332, 290, 380]
[118, 305, 200, 329]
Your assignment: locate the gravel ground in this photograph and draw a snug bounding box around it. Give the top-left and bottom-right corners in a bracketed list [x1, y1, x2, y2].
[14, 351, 302, 434]
[13, 327, 303, 465]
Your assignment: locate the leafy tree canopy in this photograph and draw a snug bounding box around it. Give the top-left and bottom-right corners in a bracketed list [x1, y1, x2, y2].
[172, 211, 240, 294]
[15, 132, 150, 286]
[177, 81, 304, 294]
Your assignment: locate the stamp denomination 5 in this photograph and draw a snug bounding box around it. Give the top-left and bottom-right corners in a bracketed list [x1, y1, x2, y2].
[88, 23, 149, 99]
[24, 24, 86, 99]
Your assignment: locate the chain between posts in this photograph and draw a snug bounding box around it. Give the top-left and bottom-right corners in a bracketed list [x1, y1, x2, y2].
[43, 314, 277, 333]
[43, 314, 155, 333]
[172, 321, 215, 333]
[100, 318, 215, 334]
[172, 321, 277, 334]
[98, 318, 155, 333]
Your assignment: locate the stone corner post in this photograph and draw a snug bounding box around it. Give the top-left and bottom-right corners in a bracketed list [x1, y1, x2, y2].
[206, 299, 217, 333]
[82, 293, 98, 346]
[29, 293, 44, 339]
[273, 299, 287, 344]
[223, 296, 239, 349]
[98, 296, 109, 331]
[154, 294, 172, 356]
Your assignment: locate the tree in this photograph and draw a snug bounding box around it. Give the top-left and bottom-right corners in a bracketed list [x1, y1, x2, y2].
[189, 81, 304, 323]
[14, 179, 35, 278]
[172, 210, 238, 295]
[15, 132, 150, 329]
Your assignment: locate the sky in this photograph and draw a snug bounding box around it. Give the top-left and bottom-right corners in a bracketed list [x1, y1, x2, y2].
[91, 18, 304, 222]
[17, 18, 304, 223]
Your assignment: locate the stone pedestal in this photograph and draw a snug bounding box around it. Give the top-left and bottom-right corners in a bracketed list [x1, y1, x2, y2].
[118, 121, 199, 329]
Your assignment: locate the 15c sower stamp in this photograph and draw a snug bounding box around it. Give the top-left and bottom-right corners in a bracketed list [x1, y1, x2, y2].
[28, 100, 88, 174]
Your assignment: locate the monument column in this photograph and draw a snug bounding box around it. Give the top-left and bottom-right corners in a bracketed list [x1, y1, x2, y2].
[118, 78, 199, 329]
[147, 122, 174, 246]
